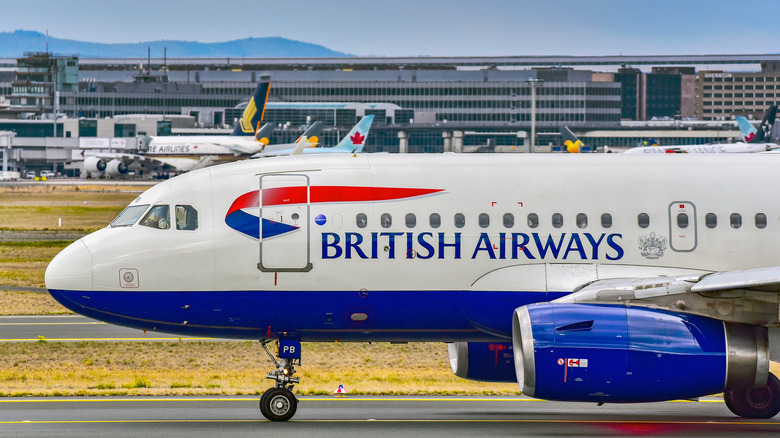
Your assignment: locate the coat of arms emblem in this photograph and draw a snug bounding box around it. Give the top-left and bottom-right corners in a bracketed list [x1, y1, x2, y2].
[638, 232, 667, 259]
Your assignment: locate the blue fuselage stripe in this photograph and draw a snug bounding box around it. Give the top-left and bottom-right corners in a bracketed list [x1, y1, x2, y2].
[48, 289, 567, 342]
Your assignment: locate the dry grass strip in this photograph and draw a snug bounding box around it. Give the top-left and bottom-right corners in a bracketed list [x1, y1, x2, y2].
[0, 341, 519, 396]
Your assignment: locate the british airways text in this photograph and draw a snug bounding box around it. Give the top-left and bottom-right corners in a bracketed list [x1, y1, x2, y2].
[322, 232, 624, 261]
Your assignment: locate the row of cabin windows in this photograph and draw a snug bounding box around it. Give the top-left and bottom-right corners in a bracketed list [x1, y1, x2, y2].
[360, 212, 611, 229]
[358, 212, 771, 230]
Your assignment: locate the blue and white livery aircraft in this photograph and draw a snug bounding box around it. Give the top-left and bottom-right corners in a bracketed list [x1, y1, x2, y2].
[46, 153, 780, 421]
[253, 115, 374, 157]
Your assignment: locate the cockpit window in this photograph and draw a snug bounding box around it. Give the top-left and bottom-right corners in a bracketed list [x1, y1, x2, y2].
[140, 205, 170, 230]
[175, 205, 199, 231]
[110, 204, 149, 227]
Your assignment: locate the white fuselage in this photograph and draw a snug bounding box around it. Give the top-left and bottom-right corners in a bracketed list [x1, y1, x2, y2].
[46, 153, 780, 340]
[145, 135, 265, 171]
[624, 142, 770, 154]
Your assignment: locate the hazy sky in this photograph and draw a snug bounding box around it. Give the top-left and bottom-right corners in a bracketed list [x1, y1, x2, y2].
[3, 0, 778, 57]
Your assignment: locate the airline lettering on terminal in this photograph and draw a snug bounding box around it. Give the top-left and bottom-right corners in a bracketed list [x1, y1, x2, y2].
[322, 232, 624, 261]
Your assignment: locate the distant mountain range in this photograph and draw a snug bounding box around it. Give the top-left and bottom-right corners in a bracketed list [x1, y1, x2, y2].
[0, 30, 352, 58]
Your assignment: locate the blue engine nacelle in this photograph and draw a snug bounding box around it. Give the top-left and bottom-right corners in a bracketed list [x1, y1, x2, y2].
[448, 342, 517, 383]
[512, 303, 769, 403]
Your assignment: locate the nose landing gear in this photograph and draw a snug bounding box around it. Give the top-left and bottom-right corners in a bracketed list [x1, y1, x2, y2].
[259, 339, 301, 421]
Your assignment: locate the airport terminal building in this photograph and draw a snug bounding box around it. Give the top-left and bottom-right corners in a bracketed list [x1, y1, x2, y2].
[1, 54, 779, 175]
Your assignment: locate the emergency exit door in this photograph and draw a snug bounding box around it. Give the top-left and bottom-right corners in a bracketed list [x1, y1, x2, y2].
[668, 201, 697, 252]
[258, 174, 312, 272]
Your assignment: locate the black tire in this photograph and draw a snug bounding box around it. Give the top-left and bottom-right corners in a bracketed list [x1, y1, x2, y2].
[259, 388, 273, 419]
[260, 387, 297, 421]
[724, 373, 780, 419]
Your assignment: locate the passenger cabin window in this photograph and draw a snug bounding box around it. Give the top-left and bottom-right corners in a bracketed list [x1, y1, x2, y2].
[175, 205, 198, 231]
[381, 213, 392, 228]
[552, 213, 563, 228]
[356, 213, 367, 228]
[576, 213, 588, 229]
[479, 213, 489, 228]
[406, 213, 416, 228]
[429, 213, 441, 228]
[140, 205, 170, 230]
[454, 213, 465, 228]
[730, 213, 742, 229]
[677, 213, 689, 229]
[601, 213, 612, 228]
[705, 213, 717, 228]
[638, 213, 650, 229]
[755, 213, 767, 229]
[527, 213, 539, 228]
[503, 213, 514, 228]
[110, 204, 149, 227]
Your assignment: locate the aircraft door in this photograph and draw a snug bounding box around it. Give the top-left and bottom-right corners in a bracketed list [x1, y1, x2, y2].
[668, 201, 697, 252]
[258, 174, 312, 272]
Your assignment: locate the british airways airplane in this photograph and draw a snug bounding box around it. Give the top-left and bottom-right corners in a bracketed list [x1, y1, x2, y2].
[46, 153, 780, 421]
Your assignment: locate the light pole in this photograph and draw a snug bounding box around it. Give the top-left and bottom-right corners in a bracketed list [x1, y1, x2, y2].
[527, 78, 543, 152]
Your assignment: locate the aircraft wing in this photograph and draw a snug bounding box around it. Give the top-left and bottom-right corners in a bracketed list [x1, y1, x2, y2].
[204, 138, 265, 155]
[251, 143, 296, 158]
[690, 267, 780, 293]
[557, 267, 780, 325]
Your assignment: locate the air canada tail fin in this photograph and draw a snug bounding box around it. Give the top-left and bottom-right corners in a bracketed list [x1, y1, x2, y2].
[749, 104, 777, 143]
[736, 116, 758, 143]
[559, 126, 584, 153]
[231, 81, 271, 136]
[332, 115, 374, 153]
[296, 121, 323, 147]
[254, 123, 275, 146]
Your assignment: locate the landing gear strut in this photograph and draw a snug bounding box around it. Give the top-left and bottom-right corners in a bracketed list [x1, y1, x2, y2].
[259, 339, 301, 421]
[724, 372, 780, 419]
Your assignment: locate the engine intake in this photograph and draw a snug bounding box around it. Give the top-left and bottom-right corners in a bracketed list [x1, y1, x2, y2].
[105, 159, 129, 176]
[512, 303, 768, 403]
[83, 156, 106, 173]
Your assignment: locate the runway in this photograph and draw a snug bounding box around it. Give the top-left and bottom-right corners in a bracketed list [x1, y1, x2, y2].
[0, 315, 211, 342]
[0, 396, 777, 437]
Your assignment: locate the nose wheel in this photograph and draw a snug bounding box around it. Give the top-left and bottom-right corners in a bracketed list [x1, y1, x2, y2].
[260, 387, 298, 421]
[259, 339, 301, 421]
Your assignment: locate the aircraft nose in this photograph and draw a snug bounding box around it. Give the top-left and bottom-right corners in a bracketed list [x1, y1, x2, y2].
[45, 239, 93, 292]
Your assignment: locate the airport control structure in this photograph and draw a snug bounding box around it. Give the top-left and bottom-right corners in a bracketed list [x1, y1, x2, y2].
[0, 53, 779, 177]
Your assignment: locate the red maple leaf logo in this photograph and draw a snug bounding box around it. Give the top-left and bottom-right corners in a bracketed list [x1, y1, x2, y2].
[350, 132, 365, 145]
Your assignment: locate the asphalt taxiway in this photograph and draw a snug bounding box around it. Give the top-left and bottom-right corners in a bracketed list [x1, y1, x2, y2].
[0, 396, 777, 438]
[0, 315, 209, 342]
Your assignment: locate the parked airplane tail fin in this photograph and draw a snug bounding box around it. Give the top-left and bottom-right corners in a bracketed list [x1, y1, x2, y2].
[333, 115, 374, 153]
[254, 123, 275, 146]
[749, 104, 777, 143]
[296, 121, 323, 147]
[736, 116, 758, 143]
[560, 126, 584, 153]
[231, 81, 271, 136]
